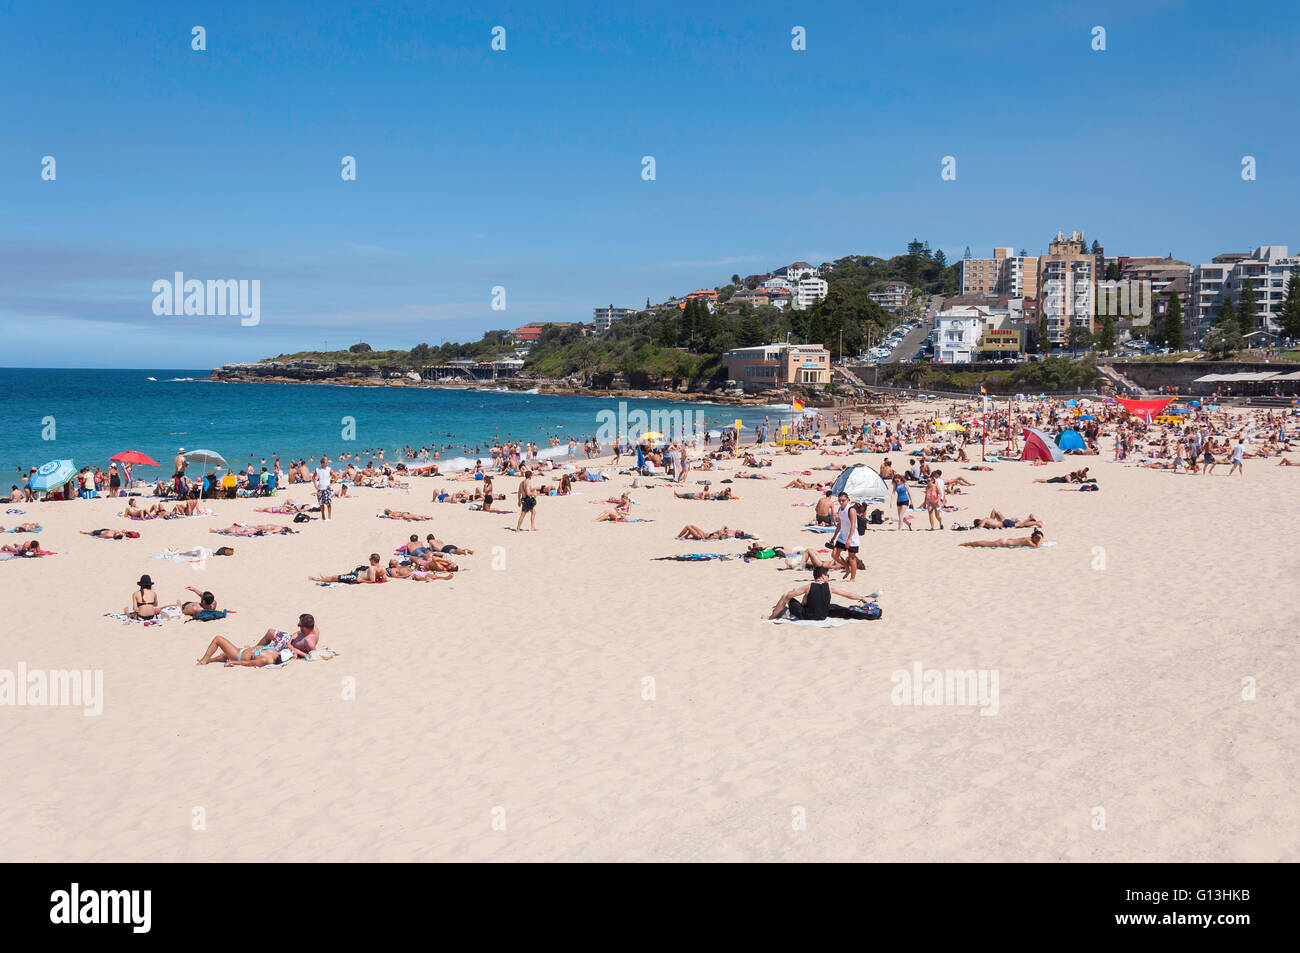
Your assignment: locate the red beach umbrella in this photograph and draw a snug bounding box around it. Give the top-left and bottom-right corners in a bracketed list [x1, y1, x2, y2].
[110, 450, 161, 467]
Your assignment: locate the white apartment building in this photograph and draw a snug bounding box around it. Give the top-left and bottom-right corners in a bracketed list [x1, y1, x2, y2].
[776, 261, 819, 281]
[1187, 245, 1299, 340]
[793, 277, 828, 310]
[931, 312, 984, 363]
[762, 277, 792, 292]
[593, 305, 638, 333]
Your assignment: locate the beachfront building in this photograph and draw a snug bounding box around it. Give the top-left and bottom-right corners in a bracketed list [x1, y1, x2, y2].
[762, 276, 792, 292]
[1037, 230, 1096, 346]
[959, 247, 1038, 301]
[510, 321, 582, 345]
[1118, 255, 1192, 292]
[931, 314, 983, 363]
[868, 281, 912, 312]
[685, 289, 719, 312]
[960, 247, 1011, 296]
[977, 327, 1023, 358]
[793, 277, 829, 310]
[1186, 245, 1299, 341]
[723, 342, 831, 391]
[593, 305, 638, 333]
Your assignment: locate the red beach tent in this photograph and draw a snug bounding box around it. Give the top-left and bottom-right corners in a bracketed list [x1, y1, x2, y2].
[1020, 427, 1064, 463]
[1116, 397, 1174, 422]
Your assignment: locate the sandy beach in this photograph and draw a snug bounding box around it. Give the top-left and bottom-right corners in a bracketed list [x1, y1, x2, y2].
[2, 400, 1297, 862]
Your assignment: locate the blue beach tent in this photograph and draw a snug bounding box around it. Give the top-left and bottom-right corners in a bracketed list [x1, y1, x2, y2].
[1056, 429, 1086, 452]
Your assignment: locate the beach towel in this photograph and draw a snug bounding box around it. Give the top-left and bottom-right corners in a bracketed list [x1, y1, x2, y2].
[654, 553, 736, 561]
[0, 549, 56, 560]
[801, 524, 835, 533]
[6, 526, 41, 533]
[770, 617, 870, 627]
[103, 611, 180, 626]
[4, 508, 25, 515]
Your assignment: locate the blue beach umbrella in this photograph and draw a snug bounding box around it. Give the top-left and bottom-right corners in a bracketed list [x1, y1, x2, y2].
[30, 458, 77, 492]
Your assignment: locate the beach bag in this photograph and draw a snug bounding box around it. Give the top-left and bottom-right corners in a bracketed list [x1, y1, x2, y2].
[193, 609, 228, 621]
[848, 602, 882, 620]
[293, 512, 312, 522]
[868, 508, 884, 524]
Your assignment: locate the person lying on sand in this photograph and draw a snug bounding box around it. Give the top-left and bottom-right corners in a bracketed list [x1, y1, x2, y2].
[731, 471, 771, 479]
[413, 552, 459, 573]
[594, 505, 633, 522]
[170, 584, 219, 617]
[386, 560, 453, 582]
[1276, 457, 1299, 466]
[309, 553, 387, 584]
[81, 528, 133, 539]
[209, 524, 295, 536]
[10, 522, 41, 532]
[381, 508, 432, 521]
[784, 478, 829, 490]
[423, 534, 472, 555]
[676, 524, 748, 540]
[196, 617, 319, 667]
[1, 539, 42, 556]
[959, 529, 1044, 548]
[674, 487, 732, 500]
[255, 498, 305, 514]
[971, 509, 1043, 529]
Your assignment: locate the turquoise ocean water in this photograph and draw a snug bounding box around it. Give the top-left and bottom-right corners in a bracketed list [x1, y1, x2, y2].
[0, 368, 799, 478]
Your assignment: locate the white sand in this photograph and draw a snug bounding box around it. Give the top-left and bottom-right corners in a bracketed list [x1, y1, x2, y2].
[2, 409, 1297, 861]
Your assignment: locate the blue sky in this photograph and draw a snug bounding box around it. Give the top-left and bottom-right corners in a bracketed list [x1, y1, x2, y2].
[2, 0, 1298, 367]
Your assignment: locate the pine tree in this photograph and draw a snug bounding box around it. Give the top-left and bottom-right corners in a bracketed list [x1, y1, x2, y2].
[1099, 313, 1116, 352]
[1037, 313, 1050, 353]
[1238, 278, 1258, 334]
[1165, 290, 1185, 352]
[1218, 296, 1237, 334]
[1279, 268, 1300, 342]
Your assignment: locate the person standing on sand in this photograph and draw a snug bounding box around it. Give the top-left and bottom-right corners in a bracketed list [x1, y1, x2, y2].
[315, 456, 333, 521]
[173, 448, 188, 495]
[1229, 438, 1245, 477]
[516, 469, 538, 532]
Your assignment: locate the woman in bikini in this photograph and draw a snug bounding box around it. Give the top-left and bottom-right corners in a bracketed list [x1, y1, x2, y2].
[387, 559, 453, 582]
[959, 529, 1045, 548]
[1, 539, 42, 556]
[196, 616, 318, 667]
[125, 574, 159, 620]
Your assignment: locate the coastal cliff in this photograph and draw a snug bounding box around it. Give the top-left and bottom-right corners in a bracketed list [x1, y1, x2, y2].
[208, 360, 826, 406]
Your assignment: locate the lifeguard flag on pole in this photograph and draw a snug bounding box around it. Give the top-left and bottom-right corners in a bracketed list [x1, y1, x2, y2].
[980, 385, 986, 394]
[792, 399, 805, 412]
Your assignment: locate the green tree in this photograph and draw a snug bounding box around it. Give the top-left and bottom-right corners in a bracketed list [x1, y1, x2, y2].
[1217, 296, 1237, 334]
[1203, 320, 1243, 358]
[1164, 290, 1185, 352]
[1098, 313, 1116, 352]
[1278, 269, 1300, 342]
[348, 342, 372, 353]
[1037, 313, 1050, 354]
[409, 342, 432, 363]
[1238, 278, 1258, 335]
[1066, 324, 1094, 357]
